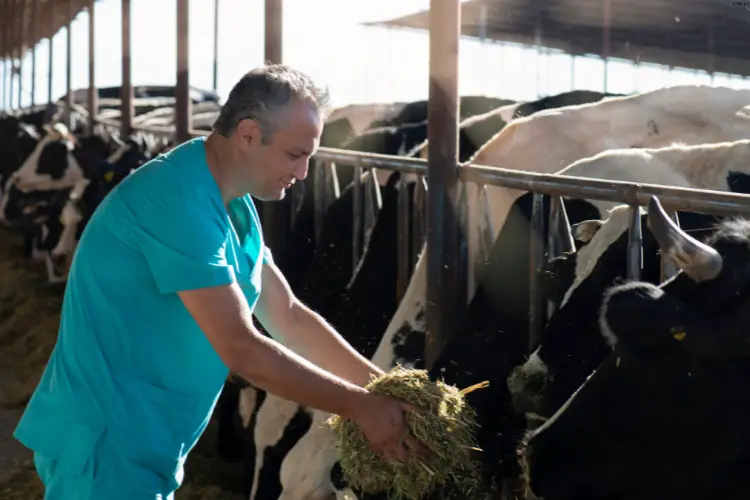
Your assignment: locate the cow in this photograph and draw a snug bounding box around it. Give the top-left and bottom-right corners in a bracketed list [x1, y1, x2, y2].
[235, 172, 420, 500]
[368, 95, 516, 129]
[244, 85, 750, 499]
[507, 138, 750, 419]
[510, 89, 623, 120]
[521, 195, 750, 500]
[0, 123, 86, 228]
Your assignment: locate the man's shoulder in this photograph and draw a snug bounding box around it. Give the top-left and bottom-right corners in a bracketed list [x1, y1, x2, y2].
[116, 137, 221, 217]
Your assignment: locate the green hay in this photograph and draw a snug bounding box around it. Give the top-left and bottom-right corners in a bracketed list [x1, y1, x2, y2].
[327, 366, 489, 500]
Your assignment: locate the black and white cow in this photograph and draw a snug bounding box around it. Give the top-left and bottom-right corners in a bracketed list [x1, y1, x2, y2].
[508, 138, 750, 419]
[522, 196, 750, 500]
[233, 171, 420, 500]
[241, 85, 750, 499]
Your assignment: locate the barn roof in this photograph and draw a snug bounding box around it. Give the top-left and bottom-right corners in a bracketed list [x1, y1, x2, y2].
[367, 0, 750, 76]
[0, 0, 95, 59]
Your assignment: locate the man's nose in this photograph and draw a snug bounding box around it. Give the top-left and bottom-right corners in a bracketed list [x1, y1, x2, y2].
[294, 159, 309, 181]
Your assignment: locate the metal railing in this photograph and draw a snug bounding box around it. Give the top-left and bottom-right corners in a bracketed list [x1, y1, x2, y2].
[12, 106, 750, 355]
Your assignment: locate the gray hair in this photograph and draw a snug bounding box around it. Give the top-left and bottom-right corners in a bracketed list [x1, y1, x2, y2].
[212, 64, 331, 144]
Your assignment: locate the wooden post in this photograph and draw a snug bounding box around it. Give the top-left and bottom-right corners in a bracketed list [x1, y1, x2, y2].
[47, 0, 54, 104]
[260, 0, 288, 261]
[425, 0, 461, 369]
[87, 0, 97, 132]
[30, 0, 37, 107]
[121, 0, 133, 137]
[212, 0, 219, 92]
[66, 0, 74, 129]
[175, 0, 191, 143]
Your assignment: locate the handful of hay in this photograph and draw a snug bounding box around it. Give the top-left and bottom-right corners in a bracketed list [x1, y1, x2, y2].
[327, 366, 489, 499]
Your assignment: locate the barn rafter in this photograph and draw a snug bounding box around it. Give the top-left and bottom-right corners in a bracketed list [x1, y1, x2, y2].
[368, 0, 750, 76]
[0, 0, 95, 59]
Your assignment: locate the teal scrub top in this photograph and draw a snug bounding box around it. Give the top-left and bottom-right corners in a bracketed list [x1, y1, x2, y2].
[14, 136, 271, 493]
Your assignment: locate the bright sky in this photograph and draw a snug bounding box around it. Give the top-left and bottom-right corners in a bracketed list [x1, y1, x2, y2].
[2, 0, 750, 110]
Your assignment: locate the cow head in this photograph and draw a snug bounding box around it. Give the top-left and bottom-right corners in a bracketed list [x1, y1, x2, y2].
[520, 196, 750, 500]
[506, 203, 721, 420]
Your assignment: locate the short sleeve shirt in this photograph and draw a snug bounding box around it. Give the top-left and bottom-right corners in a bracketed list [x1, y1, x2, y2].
[14, 136, 270, 493]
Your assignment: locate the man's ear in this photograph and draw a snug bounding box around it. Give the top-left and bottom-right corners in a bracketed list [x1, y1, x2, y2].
[236, 119, 261, 146]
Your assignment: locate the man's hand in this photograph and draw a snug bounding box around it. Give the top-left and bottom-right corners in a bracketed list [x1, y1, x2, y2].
[346, 393, 429, 462]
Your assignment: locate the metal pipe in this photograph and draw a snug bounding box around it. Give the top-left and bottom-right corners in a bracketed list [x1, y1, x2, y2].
[528, 193, 547, 351]
[66, 0, 73, 129]
[175, 0, 190, 143]
[17, 0, 24, 108]
[47, 0, 53, 104]
[212, 0, 219, 92]
[30, 0, 37, 106]
[425, 0, 461, 369]
[121, 0, 133, 137]
[8, 0, 15, 109]
[626, 205, 642, 279]
[310, 148, 750, 216]
[88, 0, 97, 133]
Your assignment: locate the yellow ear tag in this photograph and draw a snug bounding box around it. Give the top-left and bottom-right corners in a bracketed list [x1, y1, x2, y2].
[103, 170, 115, 183]
[671, 327, 686, 341]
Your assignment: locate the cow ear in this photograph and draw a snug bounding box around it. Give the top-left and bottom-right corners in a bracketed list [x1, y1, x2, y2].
[598, 281, 684, 352]
[572, 219, 604, 243]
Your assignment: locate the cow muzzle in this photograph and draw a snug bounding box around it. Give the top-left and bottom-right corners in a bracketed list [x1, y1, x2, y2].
[647, 196, 723, 283]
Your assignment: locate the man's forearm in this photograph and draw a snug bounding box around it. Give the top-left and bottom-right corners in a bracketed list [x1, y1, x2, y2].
[282, 302, 384, 387]
[232, 325, 370, 419]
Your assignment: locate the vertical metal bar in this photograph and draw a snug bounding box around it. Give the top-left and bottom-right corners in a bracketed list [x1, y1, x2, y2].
[352, 167, 362, 273]
[546, 196, 574, 317]
[411, 175, 427, 273]
[426, 0, 461, 369]
[533, 0, 543, 97]
[212, 0, 219, 92]
[47, 0, 54, 104]
[261, 0, 287, 262]
[65, 0, 73, 129]
[264, 0, 282, 64]
[88, 0, 97, 133]
[175, 0, 190, 143]
[30, 0, 37, 107]
[707, 17, 715, 84]
[397, 174, 410, 302]
[121, 0, 133, 137]
[8, 0, 15, 109]
[626, 205, 642, 280]
[17, 0, 23, 108]
[1, 0, 7, 111]
[528, 193, 547, 352]
[602, 0, 610, 92]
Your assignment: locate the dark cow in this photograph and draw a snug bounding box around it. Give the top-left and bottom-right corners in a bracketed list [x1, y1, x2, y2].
[522, 196, 750, 500]
[368, 95, 516, 129]
[233, 172, 419, 500]
[511, 90, 623, 119]
[507, 138, 750, 419]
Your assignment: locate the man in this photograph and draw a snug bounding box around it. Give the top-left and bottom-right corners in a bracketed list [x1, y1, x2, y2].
[14, 64, 425, 499]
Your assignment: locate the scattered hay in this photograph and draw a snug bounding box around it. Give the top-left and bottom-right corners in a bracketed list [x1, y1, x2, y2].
[0, 459, 43, 500]
[328, 366, 489, 500]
